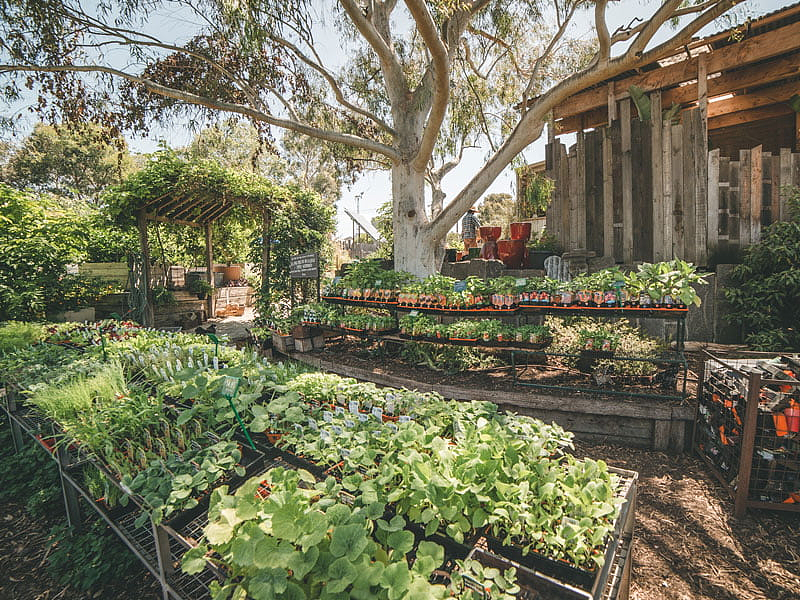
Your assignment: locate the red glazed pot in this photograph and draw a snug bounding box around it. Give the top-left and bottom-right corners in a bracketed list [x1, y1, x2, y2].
[479, 226, 502, 242]
[509, 222, 532, 241]
[497, 239, 527, 269]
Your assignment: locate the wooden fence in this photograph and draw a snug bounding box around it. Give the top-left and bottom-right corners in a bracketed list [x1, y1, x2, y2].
[545, 103, 800, 265]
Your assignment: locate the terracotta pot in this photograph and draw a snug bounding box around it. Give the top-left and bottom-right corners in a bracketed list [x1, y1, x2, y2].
[479, 226, 502, 242]
[509, 222, 532, 241]
[785, 406, 800, 433]
[222, 264, 243, 282]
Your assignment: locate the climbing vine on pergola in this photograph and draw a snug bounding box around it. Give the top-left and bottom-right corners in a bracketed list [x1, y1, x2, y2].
[105, 151, 294, 325]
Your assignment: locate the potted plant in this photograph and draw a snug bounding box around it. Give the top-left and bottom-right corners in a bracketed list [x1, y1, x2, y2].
[189, 278, 214, 300]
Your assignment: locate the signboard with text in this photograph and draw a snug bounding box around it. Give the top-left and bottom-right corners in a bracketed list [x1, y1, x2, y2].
[290, 252, 319, 279]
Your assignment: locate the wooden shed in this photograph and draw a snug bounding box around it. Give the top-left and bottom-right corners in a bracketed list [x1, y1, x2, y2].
[540, 4, 800, 266]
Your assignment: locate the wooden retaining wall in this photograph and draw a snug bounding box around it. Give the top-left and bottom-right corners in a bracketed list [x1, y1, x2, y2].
[545, 102, 800, 265]
[287, 352, 693, 452]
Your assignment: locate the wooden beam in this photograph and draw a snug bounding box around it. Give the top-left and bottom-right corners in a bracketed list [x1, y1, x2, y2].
[552, 21, 800, 121]
[661, 51, 800, 111]
[706, 80, 800, 120]
[145, 213, 202, 228]
[708, 103, 794, 130]
[201, 202, 233, 224]
[170, 195, 211, 221]
[136, 210, 154, 327]
[555, 107, 607, 136]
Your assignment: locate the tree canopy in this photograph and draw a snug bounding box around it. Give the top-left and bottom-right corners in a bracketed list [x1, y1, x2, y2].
[1, 122, 134, 200]
[0, 0, 741, 274]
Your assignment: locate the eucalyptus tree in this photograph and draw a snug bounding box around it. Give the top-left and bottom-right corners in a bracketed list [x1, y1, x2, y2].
[0, 0, 740, 275]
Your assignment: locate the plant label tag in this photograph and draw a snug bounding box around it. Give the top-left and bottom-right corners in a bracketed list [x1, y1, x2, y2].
[398, 415, 412, 423]
[349, 400, 359, 414]
[294, 424, 303, 434]
[345, 419, 355, 429]
[371, 406, 383, 420]
[358, 413, 368, 423]
[335, 406, 345, 415]
[320, 429, 331, 441]
[220, 376, 240, 399]
[307, 417, 318, 430]
[213, 356, 219, 370]
[338, 490, 355, 505]
[323, 411, 333, 423]
[340, 448, 351, 458]
[333, 276, 341, 284]
[453, 280, 467, 292]
[374, 280, 382, 287]
[409, 310, 419, 316]
[385, 401, 395, 415]
[515, 278, 527, 287]
[387, 423, 398, 433]
[331, 425, 343, 436]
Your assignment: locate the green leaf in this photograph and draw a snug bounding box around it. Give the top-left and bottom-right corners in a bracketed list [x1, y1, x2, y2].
[330, 523, 368, 559]
[181, 546, 208, 575]
[387, 529, 414, 555]
[380, 562, 410, 599]
[205, 521, 234, 545]
[326, 557, 358, 593]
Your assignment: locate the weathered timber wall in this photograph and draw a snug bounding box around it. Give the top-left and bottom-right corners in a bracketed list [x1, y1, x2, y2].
[545, 101, 800, 265]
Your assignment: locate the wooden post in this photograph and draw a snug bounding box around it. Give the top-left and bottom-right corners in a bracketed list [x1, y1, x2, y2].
[750, 145, 763, 243]
[651, 92, 664, 261]
[204, 222, 214, 320]
[707, 149, 720, 251]
[662, 118, 673, 258]
[682, 110, 697, 263]
[621, 99, 633, 263]
[769, 154, 780, 226]
[576, 131, 587, 250]
[719, 156, 730, 242]
[136, 210, 154, 327]
[734, 372, 761, 518]
[568, 150, 578, 251]
[602, 128, 614, 258]
[779, 148, 792, 221]
[671, 121, 684, 259]
[729, 159, 740, 245]
[694, 112, 708, 265]
[739, 149, 752, 245]
[796, 112, 800, 152]
[607, 82, 616, 122]
[261, 209, 271, 303]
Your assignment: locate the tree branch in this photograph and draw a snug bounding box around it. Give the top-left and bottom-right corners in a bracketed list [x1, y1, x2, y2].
[404, 0, 450, 172]
[595, 0, 611, 61]
[339, 0, 406, 100]
[269, 32, 396, 135]
[0, 63, 401, 161]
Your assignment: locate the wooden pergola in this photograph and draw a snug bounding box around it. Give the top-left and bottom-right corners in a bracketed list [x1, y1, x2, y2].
[124, 155, 284, 326]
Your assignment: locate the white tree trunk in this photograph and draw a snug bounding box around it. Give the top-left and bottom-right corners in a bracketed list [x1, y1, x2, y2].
[392, 162, 441, 276]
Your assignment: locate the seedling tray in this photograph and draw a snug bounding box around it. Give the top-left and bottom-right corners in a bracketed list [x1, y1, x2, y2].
[482, 466, 636, 596]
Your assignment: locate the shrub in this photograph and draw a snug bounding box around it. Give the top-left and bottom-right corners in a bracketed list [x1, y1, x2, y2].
[724, 188, 800, 350]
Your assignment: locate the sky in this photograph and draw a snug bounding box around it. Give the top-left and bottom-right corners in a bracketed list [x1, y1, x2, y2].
[1, 0, 789, 238]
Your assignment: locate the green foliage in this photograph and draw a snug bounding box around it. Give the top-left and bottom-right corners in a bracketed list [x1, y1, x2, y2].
[399, 342, 501, 373]
[478, 193, 515, 237]
[2, 122, 134, 200]
[47, 520, 142, 592]
[0, 417, 61, 517]
[724, 188, 800, 350]
[519, 172, 554, 217]
[0, 321, 45, 352]
[528, 230, 563, 253]
[370, 201, 394, 260]
[151, 285, 176, 306]
[0, 183, 123, 319]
